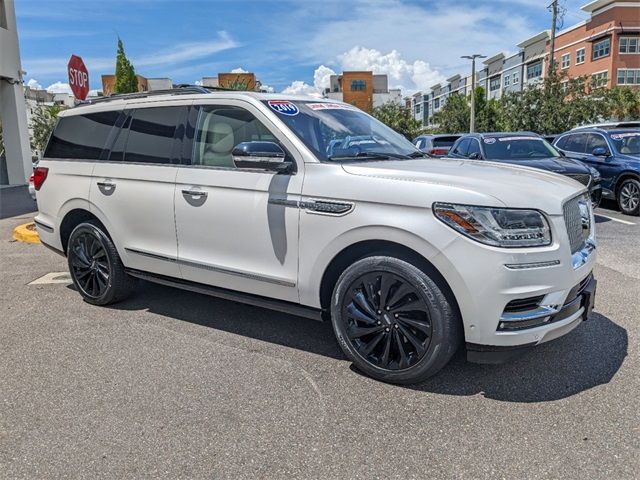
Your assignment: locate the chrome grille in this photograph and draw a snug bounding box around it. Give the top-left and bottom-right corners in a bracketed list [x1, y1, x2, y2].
[565, 173, 592, 187]
[563, 194, 591, 254]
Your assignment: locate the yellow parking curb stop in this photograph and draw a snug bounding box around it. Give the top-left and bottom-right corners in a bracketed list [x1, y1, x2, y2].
[13, 222, 41, 244]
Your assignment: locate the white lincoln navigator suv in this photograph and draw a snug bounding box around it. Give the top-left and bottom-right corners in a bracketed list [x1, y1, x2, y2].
[34, 88, 597, 384]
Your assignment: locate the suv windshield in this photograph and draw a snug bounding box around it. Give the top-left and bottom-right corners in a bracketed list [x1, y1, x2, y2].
[262, 100, 420, 161]
[482, 136, 560, 160]
[609, 131, 640, 155]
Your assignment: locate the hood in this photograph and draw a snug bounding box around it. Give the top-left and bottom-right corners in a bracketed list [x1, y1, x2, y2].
[488, 156, 590, 174]
[341, 158, 586, 215]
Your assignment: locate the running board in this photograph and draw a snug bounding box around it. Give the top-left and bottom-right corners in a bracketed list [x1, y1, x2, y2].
[125, 268, 323, 321]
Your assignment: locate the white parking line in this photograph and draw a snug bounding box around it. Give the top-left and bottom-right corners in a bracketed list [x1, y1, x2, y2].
[595, 214, 636, 225]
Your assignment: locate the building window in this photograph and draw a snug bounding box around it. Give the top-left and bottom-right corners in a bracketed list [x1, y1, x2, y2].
[0, 0, 7, 29]
[527, 61, 542, 80]
[504, 74, 510, 87]
[591, 71, 608, 88]
[561, 53, 570, 69]
[619, 37, 639, 54]
[350, 80, 366, 91]
[592, 38, 610, 60]
[617, 68, 640, 85]
[513, 71, 520, 84]
[561, 80, 569, 92]
[415, 103, 421, 114]
[489, 76, 501, 91]
[433, 98, 440, 110]
[576, 48, 585, 64]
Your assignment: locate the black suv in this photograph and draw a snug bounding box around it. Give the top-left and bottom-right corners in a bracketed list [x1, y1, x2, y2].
[448, 132, 602, 206]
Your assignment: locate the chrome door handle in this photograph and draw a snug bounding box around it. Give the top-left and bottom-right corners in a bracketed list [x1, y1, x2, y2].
[97, 181, 116, 188]
[182, 189, 208, 198]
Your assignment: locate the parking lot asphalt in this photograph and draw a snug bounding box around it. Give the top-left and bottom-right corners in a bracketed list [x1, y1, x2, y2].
[1, 195, 638, 479]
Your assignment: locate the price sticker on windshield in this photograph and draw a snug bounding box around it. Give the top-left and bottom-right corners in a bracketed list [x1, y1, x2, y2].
[268, 100, 299, 116]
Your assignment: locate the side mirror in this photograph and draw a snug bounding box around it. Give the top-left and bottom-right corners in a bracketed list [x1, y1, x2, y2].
[591, 146, 610, 157]
[232, 141, 292, 173]
[468, 152, 482, 160]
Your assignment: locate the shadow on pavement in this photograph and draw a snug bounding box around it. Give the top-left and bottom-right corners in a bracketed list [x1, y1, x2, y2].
[0, 186, 37, 219]
[106, 281, 627, 403]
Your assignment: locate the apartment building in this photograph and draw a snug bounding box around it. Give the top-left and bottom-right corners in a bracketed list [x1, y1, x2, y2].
[411, 0, 638, 128]
[553, 0, 640, 89]
[326, 72, 402, 112]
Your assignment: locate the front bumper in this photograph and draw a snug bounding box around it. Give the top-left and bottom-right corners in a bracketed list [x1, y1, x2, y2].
[466, 275, 597, 363]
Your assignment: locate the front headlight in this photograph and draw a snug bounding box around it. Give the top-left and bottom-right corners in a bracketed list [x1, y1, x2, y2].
[433, 203, 552, 247]
[589, 167, 601, 181]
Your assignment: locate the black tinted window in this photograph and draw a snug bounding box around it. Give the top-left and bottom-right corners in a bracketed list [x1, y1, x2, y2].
[452, 138, 470, 156]
[562, 134, 587, 153]
[467, 139, 482, 157]
[432, 136, 459, 148]
[124, 107, 185, 164]
[44, 111, 119, 160]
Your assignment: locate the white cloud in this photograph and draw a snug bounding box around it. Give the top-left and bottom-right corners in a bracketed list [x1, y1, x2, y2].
[281, 64, 335, 95]
[26, 78, 42, 90]
[260, 84, 275, 93]
[230, 67, 248, 73]
[194, 80, 203, 86]
[46, 82, 72, 94]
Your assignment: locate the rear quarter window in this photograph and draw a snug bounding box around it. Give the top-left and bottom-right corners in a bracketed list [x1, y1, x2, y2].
[123, 106, 187, 164]
[44, 111, 120, 160]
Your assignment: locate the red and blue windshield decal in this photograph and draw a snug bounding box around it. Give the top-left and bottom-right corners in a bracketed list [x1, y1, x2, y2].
[267, 100, 299, 116]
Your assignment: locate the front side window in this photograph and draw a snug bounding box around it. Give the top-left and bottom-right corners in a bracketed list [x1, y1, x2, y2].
[123, 106, 186, 164]
[619, 37, 639, 54]
[192, 105, 277, 168]
[586, 133, 609, 153]
[527, 61, 542, 80]
[263, 100, 419, 161]
[481, 136, 561, 160]
[350, 80, 366, 91]
[452, 138, 470, 156]
[466, 139, 482, 157]
[44, 110, 120, 160]
[576, 48, 586, 64]
[592, 38, 611, 60]
[561, 53, 570, 69]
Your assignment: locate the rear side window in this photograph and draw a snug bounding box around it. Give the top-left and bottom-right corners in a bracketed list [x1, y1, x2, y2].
[559, 134, 587, 153]
[123, 106, 186, 164]
[44, 111, 119, 160]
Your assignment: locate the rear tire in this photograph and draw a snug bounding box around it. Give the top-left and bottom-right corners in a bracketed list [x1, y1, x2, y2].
[67, 221, 135, 305]
[617, 178, 640, 216]
[330, 256, 462, 384]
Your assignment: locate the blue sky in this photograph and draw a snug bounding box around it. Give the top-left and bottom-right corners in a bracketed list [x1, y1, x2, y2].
[16, 0, 589, 95]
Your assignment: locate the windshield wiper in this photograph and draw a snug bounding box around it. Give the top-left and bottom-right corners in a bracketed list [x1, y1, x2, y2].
[327, 151, 412, 161]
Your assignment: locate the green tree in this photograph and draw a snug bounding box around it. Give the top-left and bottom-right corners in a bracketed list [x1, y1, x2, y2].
[604, 86, 640, 120]
[372, 102, 423, 140]
[114, 37, 138, 94]
[30, 104, 62, 157]
[431, 92, 469, 133]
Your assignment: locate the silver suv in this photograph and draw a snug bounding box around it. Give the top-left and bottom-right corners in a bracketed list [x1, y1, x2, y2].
[34, 88, 597, 384]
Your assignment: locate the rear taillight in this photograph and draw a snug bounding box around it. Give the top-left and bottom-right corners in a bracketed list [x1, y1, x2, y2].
[33, 167, 48, 191]
[429, 148, 449, 156]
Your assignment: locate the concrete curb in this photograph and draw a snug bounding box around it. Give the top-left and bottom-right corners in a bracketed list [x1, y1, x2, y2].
[12, 222, 41, 244]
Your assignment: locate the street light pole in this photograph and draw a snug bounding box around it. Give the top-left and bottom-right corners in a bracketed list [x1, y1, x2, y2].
[461, 54, 486, 133]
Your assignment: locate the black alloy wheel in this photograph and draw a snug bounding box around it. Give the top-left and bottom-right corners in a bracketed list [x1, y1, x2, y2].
[342, 271, 432, 370]
[69, 231, 110, 299]
[67, 220, 135, 305]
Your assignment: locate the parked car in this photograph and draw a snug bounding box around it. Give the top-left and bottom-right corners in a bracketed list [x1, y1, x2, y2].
[413, 134, 462, 157]
[571, 121, 640, 131]
[448, 132, 602, 207]
[554, 128, 640, 216]
[33, 88, 597, 384]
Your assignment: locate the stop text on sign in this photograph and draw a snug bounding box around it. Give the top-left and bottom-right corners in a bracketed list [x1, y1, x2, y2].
[68, 68, 88, 88]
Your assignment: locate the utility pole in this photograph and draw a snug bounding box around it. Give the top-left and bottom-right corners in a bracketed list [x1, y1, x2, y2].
[461, 54, 486, 133]
[548, 0, 558, 73]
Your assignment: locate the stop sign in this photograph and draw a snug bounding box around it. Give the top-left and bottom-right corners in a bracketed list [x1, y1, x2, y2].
[67, 55, 89, 101]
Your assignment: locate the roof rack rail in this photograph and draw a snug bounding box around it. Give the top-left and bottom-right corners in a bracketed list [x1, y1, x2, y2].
[77, 85, 211, 106]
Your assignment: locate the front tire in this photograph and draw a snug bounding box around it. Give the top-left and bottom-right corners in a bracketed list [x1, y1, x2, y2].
[330, 256, 461, 384]
[617, 178, 640, 216]
[67, 221, 135, 305]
